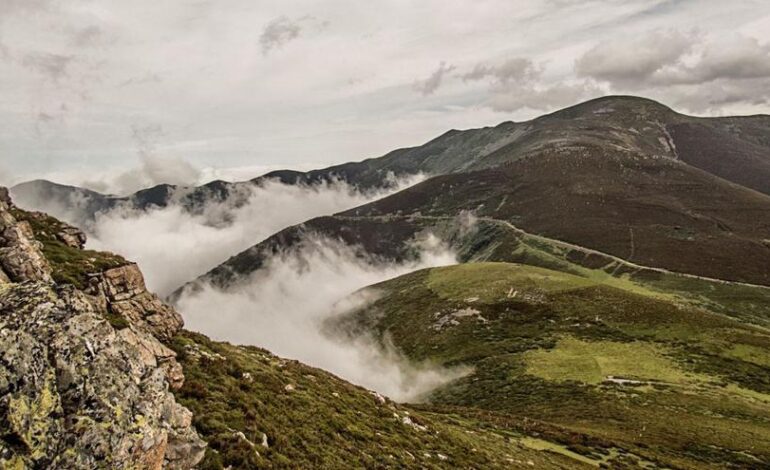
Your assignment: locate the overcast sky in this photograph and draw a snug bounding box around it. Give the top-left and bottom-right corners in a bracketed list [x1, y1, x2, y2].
[1, 0, 769, 191]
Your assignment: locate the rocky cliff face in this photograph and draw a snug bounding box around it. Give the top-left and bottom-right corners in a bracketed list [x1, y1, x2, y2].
[0, 188, 205, 468]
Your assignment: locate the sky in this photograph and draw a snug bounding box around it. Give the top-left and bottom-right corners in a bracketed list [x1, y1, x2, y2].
[1, 0, 769, 192]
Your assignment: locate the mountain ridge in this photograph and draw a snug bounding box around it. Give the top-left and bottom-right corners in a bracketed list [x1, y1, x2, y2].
[176, 96, 770, 294]
[12, 95, 770, 222]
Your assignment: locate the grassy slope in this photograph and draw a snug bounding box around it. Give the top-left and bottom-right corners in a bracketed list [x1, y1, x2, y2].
[337, 262, 770, 468]
[171, 331, 609, 469]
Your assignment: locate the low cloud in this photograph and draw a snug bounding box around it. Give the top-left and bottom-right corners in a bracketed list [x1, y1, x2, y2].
[260, 16, 303, 55]
[413, 61, 456, 96]
[177, 234, 466, 401]
[97, 156, 201, 196]
[575, 30, 770, 111]
[464, 56, 598, 112]
[21, 52, 75, 82]
[78, 124, 202, 195]
[24, 174, 423, 296]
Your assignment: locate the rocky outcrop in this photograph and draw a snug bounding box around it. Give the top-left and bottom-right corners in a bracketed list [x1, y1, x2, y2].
[0, 188, 205, 469]
[87, 264, 184, 342]
[0, 190, 52, 283]
[0, 283, 205, 469]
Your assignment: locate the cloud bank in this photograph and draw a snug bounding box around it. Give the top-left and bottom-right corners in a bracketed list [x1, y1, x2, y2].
[16, 174, 424, 296]
[176, 234, 466, 402]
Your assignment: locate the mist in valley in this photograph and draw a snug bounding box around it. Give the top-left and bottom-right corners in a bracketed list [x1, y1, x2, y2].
[12, 174, 423, 296]
[11, 170, 470, 401]
[176, 234, 468, 402]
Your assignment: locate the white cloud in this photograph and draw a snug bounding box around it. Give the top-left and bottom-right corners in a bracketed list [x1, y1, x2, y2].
[30, 174, 422, 296]
[463, 56, 599, 112]
[575, 31, 770, 111]
[20, 52, 76, 82]
[575, 30, 696, 85]
[177, 234, 466, 401]
[462, 57, 539, 84]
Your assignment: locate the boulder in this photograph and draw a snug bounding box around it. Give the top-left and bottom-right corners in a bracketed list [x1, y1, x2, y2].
[0, 206, 53, 283]
[90, 264, 184, 341]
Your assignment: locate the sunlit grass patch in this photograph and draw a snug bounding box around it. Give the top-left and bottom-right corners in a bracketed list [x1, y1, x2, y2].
[426, 262, 595, 303]
[522, 336, 702, 385]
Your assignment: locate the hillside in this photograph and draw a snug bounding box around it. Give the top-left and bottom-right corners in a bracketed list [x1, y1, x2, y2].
[343, 146, 770, 285]
[4, 95, 770, 470]
[176, 212, 770, 332]
[10, 178, 251, 225]
[334, 262, 770, 468]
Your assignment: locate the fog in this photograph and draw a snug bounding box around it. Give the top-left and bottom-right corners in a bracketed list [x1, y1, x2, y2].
[176, 234, 468, 402]
[16, 175, 423, 296]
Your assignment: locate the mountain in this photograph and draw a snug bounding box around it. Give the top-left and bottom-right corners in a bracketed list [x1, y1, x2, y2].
[10, 179, 252, 225]
[264, 96, 770, 195]
[16, 96, 770, 225]
[182, 95, 770, 293]
[4, 94, 770, 469]
[4, 186, 770, 468]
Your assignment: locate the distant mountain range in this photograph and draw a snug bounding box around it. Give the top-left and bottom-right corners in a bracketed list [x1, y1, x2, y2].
[16, 96, 770, 208]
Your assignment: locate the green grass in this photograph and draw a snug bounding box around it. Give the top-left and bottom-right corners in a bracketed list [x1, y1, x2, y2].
[522, 337, 700, 385]
[427, 262, 595, 302]
[453, 218, 770, 328]
[170, 331, 591, 469]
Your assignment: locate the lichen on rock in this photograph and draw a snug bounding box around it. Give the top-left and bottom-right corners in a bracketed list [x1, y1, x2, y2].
[0, 188, 205, 469]
[0, 192, 52, 283]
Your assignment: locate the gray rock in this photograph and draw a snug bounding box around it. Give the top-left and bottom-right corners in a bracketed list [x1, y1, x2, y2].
[0, 188, 205, 469]
[0, 283, 206, 469]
